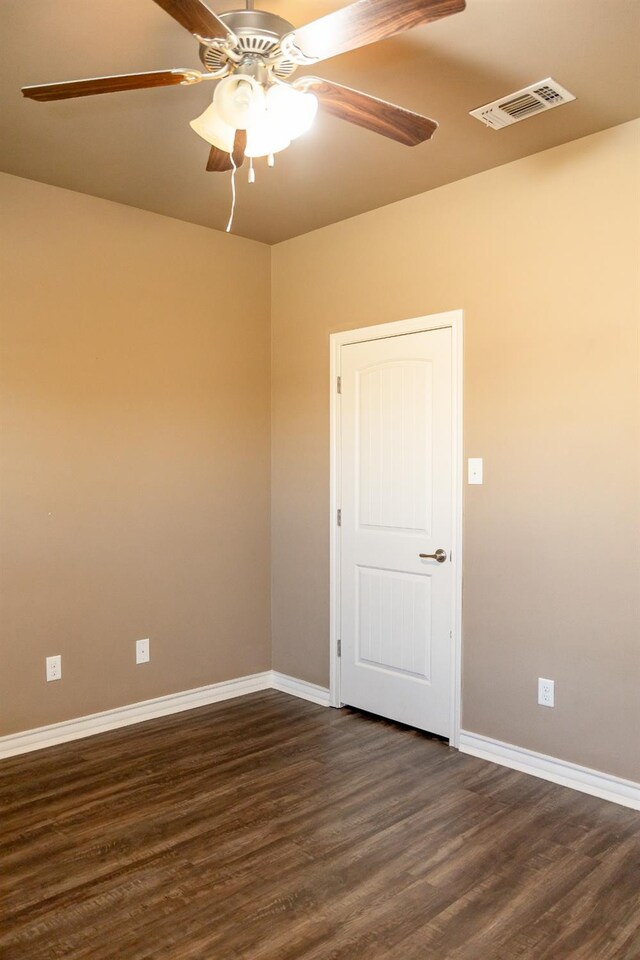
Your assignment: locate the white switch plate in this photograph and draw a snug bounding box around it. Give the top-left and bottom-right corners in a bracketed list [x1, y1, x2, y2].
[136, 638, 150, 664]
[46, 655, 62, 682]
[538, 677, 555, 707]
[468, 458, 483, 484]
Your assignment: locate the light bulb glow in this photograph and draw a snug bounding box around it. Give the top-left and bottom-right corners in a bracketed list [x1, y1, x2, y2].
[266, 85, 318, 141]
[245, 107, 291, 159]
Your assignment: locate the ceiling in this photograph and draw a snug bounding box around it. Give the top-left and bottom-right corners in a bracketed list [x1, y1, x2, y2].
[1, 0, 639, 244]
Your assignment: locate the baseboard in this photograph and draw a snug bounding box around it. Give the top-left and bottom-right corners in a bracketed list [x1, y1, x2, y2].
[271, 671, 332, 707]
[0, 672, 273, 760]
[5, 689, 635, 811]
[459, 730, 640, 811]
[0, 670, 332, 760]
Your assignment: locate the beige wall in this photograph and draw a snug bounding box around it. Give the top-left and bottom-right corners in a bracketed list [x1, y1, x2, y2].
[0, 173, 271, 736]
[2, 121, 639, 785]
[271, 120, 640, 783]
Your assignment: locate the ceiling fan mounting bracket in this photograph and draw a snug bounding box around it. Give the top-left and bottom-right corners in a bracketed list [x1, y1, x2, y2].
[199, 9, 298, 81]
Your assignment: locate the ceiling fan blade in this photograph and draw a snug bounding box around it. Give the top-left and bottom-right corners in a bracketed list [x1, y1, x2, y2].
[151, 0, 232, 40]
[22, 69, 202, 102]
[206, 130, 246, 172]
[232, 129, 247, 167]
[284, 0, 465, 64]
[206, 147, 233, 172]
[299, 78, 437, 146]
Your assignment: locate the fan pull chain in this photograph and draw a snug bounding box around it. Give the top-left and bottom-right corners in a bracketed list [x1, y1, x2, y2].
[248, 158, 256, 184]
[267, 153, 275, 168]
[225, 152, 237, 234]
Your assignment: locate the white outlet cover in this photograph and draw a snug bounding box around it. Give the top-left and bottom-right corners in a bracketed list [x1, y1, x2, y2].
[468, 458, 483, 484]
[46, 655, 62, 682]
[538, 677, 555, 707]
[136, 638, 150, 664]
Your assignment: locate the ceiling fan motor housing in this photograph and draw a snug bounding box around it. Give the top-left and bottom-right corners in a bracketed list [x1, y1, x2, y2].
[199, 10, 297, 80]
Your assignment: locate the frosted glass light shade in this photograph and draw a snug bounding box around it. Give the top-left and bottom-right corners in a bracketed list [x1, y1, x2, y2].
[214, 75, 265, 130]
[190, 101, 235, 152]
[267, 85, 318, 141]
[190, 80, 318, 161]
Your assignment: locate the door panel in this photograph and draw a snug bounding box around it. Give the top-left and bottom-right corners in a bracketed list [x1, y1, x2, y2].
[340, 328, 452, 736]
[357, 361, 432, 533]
[357, 566, 432, 679]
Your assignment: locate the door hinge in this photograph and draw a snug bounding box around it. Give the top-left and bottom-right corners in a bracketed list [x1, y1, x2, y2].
[337, 638, 342, 657]
[336, 376, 342, 394]
[337, 508, 342, 526]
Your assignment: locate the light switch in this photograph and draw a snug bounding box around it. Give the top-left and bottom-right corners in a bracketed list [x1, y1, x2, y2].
[468, 458, 483, 484]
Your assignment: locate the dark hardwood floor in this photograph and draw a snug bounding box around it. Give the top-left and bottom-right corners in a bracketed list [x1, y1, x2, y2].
[1, 691, 639, 959]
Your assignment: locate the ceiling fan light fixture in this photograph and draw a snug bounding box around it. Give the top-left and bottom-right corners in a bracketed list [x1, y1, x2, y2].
[214, 74, 265, 130]
[189, 100, 235, 152]
[191, 78, 318, 160]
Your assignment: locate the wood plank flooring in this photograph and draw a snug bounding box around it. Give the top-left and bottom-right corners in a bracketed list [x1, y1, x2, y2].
[1, 691, 639, 959]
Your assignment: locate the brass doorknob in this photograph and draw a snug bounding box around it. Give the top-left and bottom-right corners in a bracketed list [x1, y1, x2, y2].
[419, 549, 447, 563]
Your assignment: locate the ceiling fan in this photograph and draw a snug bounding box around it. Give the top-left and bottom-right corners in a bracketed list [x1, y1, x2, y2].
[22, 0, 466, 174]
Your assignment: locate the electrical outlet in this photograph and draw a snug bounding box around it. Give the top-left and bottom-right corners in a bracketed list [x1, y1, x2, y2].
[538, 677, 554, 707]
[136, 638, 150, 664]
[46, 655, 62, 682]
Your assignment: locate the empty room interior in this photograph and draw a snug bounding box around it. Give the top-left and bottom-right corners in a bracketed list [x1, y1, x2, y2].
[1, 0, 639, 957]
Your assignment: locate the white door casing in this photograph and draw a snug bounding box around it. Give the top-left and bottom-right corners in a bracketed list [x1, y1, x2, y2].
[330, 312, 462, 742]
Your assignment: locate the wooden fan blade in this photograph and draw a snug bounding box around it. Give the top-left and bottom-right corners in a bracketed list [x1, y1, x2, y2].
[286, 0, 465, 64]
[22, 69, 201, 101]
[232, 129, 247, 167]
[206, 130, 246, 171]
[300, 78, 437, 146]
[206, 147, 233, 172]
[151, 0, 231, 40]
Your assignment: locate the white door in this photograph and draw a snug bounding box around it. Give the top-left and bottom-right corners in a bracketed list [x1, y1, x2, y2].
[339, 327, 453, 736]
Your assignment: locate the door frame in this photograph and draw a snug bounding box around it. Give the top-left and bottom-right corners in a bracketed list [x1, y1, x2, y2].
[329, 310, 464, 747]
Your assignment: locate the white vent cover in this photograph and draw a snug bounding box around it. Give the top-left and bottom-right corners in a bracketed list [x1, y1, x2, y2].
[470, 78, 576, 129]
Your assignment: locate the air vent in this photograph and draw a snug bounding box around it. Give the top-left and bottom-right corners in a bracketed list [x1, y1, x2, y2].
[470, 78, 576, 129]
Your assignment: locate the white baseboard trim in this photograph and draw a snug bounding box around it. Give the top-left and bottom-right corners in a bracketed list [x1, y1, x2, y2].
[271, 671, 332, 707]
[0, 670, 332, 760]
[459, 730, 640, 811]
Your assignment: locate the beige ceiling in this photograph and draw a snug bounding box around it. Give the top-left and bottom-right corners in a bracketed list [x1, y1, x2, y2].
[1, 0, 639, 243]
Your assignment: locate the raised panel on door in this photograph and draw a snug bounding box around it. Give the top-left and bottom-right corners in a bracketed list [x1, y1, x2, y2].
[357, 566, 432, 680]
[357, 360, 432, 535]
